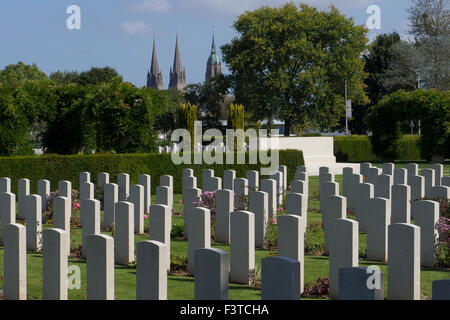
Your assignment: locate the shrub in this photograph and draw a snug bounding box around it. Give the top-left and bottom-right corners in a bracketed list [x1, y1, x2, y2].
[170, 255, 188, 274]
[303, 278, 329, 298]
[333, 135, 421, 162]
[0, 150, 304, 195]
[434, 198, 450, 268]
[171, 223, 185, 239]
[368, 89, 449, 161]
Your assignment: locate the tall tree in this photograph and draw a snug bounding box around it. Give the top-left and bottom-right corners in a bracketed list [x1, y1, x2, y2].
[0, 62, 47, 84]
[221, 3, 369, 136]
[407, 0, 449, 89]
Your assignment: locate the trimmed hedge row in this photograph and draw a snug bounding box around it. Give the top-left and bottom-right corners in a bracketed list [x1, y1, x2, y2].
[334, 135, 421, 162]
[0, 150, 304, 195]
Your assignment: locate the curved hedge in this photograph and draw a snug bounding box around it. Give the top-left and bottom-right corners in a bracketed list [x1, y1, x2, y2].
[334, 135, 421, 162]
[0, 150, 304, 195]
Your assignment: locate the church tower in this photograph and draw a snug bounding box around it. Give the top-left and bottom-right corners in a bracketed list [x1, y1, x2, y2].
[146, 39, 164, 91]
[205, 34, 222, 82]
[169, 35, 187, 91]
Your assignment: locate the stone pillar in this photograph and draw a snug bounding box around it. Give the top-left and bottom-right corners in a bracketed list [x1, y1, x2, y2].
[103, 183, 118, 229]
[160, 175, 173, 189]
[290, 180, 306, 195]
[43, 228, 68, 300]
[322, 195, 346, 255]
[406, 163, 418, 177]
[260, 179, 276, 219]
[413, 200, 439, 267]
[194, 248, 229, 300]
[230, 210, 255, 284]
[342, 167, 353, 199]
[156, 186, 172, 214]
[388, 223, 420, 300]
[80, 182, 94, 202]
[393, 168, 407, 185]
[205, 177, 222, 192]
[391, 184, 411, 224]
[408, 175, 424, 203]
[80, 172, 90, 185]
[432, 280, 450, 300]
[38, 179, 50, 212]
[249, 191, 268, 248]
[215, 189, 234, 244]
[367, 197, 390, 262]
[202, 169, 214, 189]
[278, 165, 287, 194]
[182, 187, 201, 239]
[182, 176, 196, 192]
[58, 181, 72, 203]
[182, 168, 194, 178]
[277, 214, 306, 293]
[360, 162, 372, 178]
[223, 170, 236, 191]
[421, 169, 435, 198]
[26, 194, 42, 252]
[246, 170, 259, 191]
[114, 201, 134, 265]
[149, 204, 171, 270]
[136, 240, 168, 300]
[374, 174, 392, 199]
[261, 256, 300, 300]
[430, 186, 450, 199]
[367, 167, 381, 185]
[17, 178, 30, 220]
[430, 164, 443, 186]
[328, 218, 359, 300]
[285, 193, 307, 219]
[3, 223, 27, 300]
[382, 163, 394, 176]
[188, 207, 211, 275]
[118, 173, 130, 201]
[81, 199, 101, 258]
[53, 196, 71, 256]
[319, 181, 339, 218]
[356, 183, 374, 232]
[270, 172, 283, 206]
[0, 177, 11, 193]
[442, 177, 450, 188]
[138, 174, 151, 214]
[129, 185, 144, 234]
[348, 173, 363, 212]
[86, 234, 114, 300]
[0, 192, 16, 245]
[97, 172, 110, 188]
[338, 267, 384, 300]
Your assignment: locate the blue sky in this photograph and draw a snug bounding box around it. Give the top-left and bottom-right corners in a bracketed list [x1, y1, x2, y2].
[0, 0, 412, 88]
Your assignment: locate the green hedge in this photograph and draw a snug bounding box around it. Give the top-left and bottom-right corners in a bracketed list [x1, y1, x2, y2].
[334, 135, 421, 162]
[0, 150, 304, 195]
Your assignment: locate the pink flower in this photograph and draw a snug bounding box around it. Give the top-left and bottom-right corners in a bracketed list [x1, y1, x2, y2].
[72, 203, 80, 210]
[318, 185, 320, 189]
[270, 218, 276, 224]
[144, 215, 148, 219]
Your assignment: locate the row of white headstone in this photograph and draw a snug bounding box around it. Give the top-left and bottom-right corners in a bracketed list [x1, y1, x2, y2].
[1, 163, 449, 300]
[319, 162, 450, 300]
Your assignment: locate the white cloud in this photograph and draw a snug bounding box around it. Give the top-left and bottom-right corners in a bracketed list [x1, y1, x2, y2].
[121, 21, 152, 35]
[128, 0, 172, 12]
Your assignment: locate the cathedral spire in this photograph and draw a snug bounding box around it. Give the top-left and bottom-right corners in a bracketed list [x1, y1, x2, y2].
[169, 35, 187, 91]
[205, 33, 222, 82]
[147, 38, 164, 91]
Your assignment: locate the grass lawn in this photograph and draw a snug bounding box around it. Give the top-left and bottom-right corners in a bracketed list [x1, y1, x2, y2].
[0, 169, 449, 300]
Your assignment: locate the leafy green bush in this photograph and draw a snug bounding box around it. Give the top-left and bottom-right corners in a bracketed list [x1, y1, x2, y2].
[334, 135, 422, 162]
[368, 89, 449, 161]
[0, 150, 304, 195]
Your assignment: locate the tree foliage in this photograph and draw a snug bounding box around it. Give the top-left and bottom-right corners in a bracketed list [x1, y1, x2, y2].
[221, 3, 369, 135]
[0, 62, 48, 84]
[368, 89, 450, 161]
